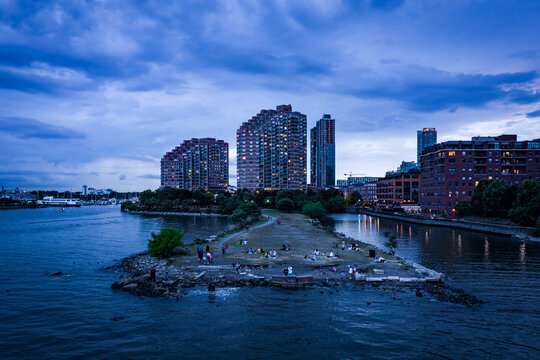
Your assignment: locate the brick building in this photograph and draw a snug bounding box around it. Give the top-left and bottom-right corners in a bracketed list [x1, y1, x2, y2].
[376, 170, 420, 208]
[237, 105, 307, 191]
[161, 138, 228, 192]
[419, 134, 540, 214]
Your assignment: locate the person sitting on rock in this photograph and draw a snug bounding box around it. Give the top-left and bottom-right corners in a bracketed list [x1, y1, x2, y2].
[287, 245, 291, 251]
[282, 244, 287, 251]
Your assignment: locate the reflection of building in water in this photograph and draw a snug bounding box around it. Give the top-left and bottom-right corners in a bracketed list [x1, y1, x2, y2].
[484, 238, 490, 259]
[458, 234, 462, 256]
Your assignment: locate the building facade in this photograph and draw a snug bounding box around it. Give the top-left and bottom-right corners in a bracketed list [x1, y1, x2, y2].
[419, 135, 540, 214]
[161, 138, 229, 192]
[376, 170, 420, 208]
[310, 114, 336, 187]
[358, 181, 377, 203]
[417, 128, 437, 164]
[237, 105, 307, 191]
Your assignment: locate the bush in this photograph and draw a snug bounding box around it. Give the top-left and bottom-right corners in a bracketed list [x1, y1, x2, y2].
[229, 209, 247, 224]
[277, 197, 295, 211]
[325, 195, 346, 213]
[121, 201, 137, 211]
[147, 227, 184, 258]
[302, 201, 327, 220]
[455, 201, 472, 217]
[385, 235, 398, 255]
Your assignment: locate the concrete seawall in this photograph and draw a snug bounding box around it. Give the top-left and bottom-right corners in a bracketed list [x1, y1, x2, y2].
[360, 209, 537, 240]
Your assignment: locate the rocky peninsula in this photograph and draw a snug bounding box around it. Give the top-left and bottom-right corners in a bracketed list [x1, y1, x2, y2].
[111, 209, 482, 306]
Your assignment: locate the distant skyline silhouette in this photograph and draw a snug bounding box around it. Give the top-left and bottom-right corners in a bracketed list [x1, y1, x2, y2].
[1, 0, 539, 191]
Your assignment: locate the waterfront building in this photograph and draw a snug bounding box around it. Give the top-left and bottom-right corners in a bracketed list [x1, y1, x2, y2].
[359, 181, 377, 203]
[419, 134, 540, 214]
[310, 114, 335, 187]
[386, 161, 418, 176]
[161, 138, 228, 192]
[237, 105, 307, 191]
[417, 128, 437, 164]
[347, 176, 379, 186]
[376, 170, 420, 208]
[336, 179, 348, 187]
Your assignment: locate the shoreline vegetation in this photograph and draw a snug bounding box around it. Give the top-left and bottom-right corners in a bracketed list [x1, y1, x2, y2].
[111, 208, 482, 306]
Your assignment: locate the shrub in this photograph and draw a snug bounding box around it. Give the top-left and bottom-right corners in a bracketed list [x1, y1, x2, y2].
[455, 201, 472, 217]
[121, 201, 137, 211]
[277, 197, 295, 210]
[302, 201, 327, 220]
[384, 234, 398, 255]
[147, 227, 184, 258]
[230, 209, 247, 224]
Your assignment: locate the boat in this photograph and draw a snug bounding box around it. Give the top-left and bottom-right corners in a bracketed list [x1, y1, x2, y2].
[59, 208, 65, 212]
[270, 275, 313, 288]
[38, 196, 81, 207]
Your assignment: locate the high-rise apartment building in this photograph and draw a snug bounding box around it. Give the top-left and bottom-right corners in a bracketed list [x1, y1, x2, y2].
[419, 134, 540, 214]
[237, 105, 307, 191]
[161, 138, 228, 192]
[417, 128, 437, 164]
[310, 114, 335, 187]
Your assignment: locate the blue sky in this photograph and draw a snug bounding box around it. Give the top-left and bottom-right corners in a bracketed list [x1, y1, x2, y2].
[1, 0, 539, 191]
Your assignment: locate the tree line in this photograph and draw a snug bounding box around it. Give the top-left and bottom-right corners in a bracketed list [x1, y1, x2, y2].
[455, 179, 540, 231]
[121, 187, 349, 223]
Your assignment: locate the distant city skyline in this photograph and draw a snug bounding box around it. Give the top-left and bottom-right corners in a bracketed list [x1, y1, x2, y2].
[1, 1, 539, 191]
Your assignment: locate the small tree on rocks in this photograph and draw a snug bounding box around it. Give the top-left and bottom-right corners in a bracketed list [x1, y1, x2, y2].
[148, 227, 184, 258]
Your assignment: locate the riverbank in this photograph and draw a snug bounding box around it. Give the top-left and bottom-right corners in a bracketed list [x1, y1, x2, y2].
[360, 209, 539, 241]
[123, 209, 228, 217]
[111, 209, 482, 306]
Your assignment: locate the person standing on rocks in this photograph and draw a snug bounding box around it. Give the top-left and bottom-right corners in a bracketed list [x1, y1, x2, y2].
[150, 268, 156, 282]
[197, 245, 203, 264]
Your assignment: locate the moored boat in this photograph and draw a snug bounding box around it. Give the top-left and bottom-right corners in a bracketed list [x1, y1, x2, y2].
[37, 196, 81, 207]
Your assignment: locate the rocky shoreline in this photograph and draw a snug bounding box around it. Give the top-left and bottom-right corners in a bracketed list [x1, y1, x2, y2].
[109, 254, 483, 307]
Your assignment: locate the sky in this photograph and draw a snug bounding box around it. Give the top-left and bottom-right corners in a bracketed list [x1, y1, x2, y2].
[1, 0, 539, 191]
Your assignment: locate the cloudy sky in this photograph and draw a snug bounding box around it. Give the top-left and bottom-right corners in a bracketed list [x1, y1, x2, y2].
[1, 0, 539, 191]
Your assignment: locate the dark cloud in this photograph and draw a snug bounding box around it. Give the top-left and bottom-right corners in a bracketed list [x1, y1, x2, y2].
[346, 69, 539, 112]
[526, 109, 540, 118]
[137, 174, 160, 179]
[0, 117, 86, 140]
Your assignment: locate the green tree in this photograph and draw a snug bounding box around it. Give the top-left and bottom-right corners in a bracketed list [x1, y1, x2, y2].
[470, 179, 491, 216]
[455, 201, 472, 217]
[229, 208, 247, 224]
[345, 191, 362, 206]
[147, 227, 184, 258]
[481, 180, 512, 217]
[509, 180, 540, 226]
[325, 195, 346, 213]
[277, 197, 295, 210]
[302, 201, 327, 220]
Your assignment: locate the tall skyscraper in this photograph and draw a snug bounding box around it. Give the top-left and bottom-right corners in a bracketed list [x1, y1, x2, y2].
[310, 114, 335, 187]
[161, 138, 228, 192]
[237, 105, 307, 191]
[417, 128, 437, 164]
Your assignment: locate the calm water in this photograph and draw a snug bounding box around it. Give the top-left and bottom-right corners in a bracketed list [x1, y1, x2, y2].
[1, 207, 539, 359]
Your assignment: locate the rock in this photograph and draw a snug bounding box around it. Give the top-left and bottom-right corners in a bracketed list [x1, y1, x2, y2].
[110, 316, 124, 321]
[416, 290, 423, 297]
[123, 283, 138, 290]
[48, 271, 62, 276]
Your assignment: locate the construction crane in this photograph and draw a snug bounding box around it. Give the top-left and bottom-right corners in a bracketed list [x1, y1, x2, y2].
[344, 172, 365, 178]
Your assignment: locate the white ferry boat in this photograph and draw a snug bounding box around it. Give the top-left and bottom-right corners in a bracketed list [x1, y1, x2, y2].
[38, 196, 82, 207]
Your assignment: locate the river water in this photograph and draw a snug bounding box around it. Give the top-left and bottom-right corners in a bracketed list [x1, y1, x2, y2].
[1, 207, 539, 359]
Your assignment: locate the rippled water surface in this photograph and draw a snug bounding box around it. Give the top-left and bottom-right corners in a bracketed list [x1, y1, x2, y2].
[1, 207, 539, 359]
